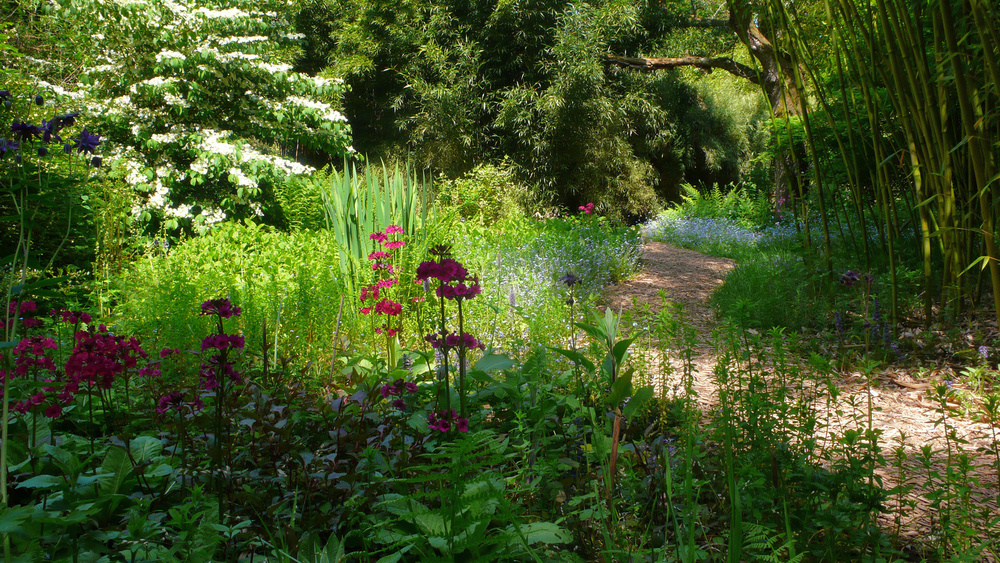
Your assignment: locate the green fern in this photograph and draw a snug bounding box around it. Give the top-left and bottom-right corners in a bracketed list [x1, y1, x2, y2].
[742, 522, 805, 563]
[275, 175, 326, 231]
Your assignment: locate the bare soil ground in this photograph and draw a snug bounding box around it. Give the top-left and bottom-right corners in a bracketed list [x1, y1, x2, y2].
[602, 240, 1000, 559]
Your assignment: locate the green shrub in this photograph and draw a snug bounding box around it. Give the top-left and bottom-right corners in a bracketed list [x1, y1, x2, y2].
[434, 163, 528, 226]
[711, 252, 824, 330]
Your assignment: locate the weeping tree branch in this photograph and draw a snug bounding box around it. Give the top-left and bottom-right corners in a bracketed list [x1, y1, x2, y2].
[605, 54, 760, 84]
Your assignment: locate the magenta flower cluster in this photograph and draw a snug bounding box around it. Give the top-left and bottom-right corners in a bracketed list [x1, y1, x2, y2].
[428, 409, 469, 433]
[361, 225, 406, 337]
[50, 308, 92, 325]
[2, 322, 149, 419]
[578, 202, 595, 214]
[424, 330, 484, 352]
[198, 298, 244, 391]
[201, 298, 241, 319]
[380, 378, 419, 410]
[6, 300, 42, 330]
[415, 257, 482, 301]
[156, 390, 203, 415]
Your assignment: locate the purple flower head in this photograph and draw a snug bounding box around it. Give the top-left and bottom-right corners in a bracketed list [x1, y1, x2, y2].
[200, 298, 241, 319]
[392, 398, 406, 410]
[839, 270, 861, 287]
[427, 409, 469, 433]
[11, 121, 41, 142]
[0, 90, 11, 101]
[40, 119, 63, 144]
[558, 272, 580, 287]
[978, 346, 989, 360]
[54, 112, 79, 128]
[73, 127, 101, 154]
[157, 391, 186, 414]
[0, 138, 19, 156]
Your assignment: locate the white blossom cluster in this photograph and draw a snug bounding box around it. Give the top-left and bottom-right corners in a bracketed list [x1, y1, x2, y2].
[22, 0, 353, 234]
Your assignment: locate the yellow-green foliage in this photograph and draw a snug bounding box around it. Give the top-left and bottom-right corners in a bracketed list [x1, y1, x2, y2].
[434, 163, 528, 225]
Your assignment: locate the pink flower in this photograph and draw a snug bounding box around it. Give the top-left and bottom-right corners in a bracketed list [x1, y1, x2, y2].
[385, 225, 404, 235]
[44, 404, 63, 418]
[200, 298, 241, 319]
[383, 240, 405, 250]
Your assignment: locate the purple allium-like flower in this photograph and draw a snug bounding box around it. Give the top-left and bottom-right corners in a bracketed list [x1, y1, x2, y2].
[978, 346, 989, 360]
[72, 127, 101, 154]
[839, 270, 861, 287]
[558, 272, 580, 287]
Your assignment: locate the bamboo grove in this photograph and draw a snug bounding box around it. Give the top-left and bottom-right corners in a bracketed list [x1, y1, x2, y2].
[748, 0, 1000, 328]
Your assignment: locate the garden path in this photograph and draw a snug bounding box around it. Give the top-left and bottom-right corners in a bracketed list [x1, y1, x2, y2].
[603, 240, 1000, 558]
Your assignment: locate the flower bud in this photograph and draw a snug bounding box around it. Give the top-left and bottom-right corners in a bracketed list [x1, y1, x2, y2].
[91, 156, 102, 168]
[37, 146, 48, 157]
[34, 95, 44, 106]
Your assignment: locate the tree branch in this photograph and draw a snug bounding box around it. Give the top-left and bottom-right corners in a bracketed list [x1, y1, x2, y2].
[605, 54, 760, 84]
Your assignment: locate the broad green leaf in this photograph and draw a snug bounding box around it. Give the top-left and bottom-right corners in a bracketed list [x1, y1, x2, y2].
[519, 521, 571, 545]
[130, 435, 163, 463]
[549, 347, 595, 372]
[623, 386, 654, 420]
[0, 505, 34, 534]
[100, 446, 133, 496]
[608, 369, 634, 406]
[474, 353, 516, 373]
[612, 336, 638, 366]
[574, 321, 605, 344]
[16, 474, 63, 490]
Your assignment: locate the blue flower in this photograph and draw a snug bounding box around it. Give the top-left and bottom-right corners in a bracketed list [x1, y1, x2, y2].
[40, 119, 63, 144]
[0, 138, 19, 157]
[73, 127, 101, 154]
[10, 121, 41, 142]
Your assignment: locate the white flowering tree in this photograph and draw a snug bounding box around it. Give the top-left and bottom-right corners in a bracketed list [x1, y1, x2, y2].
[29, 0, 353, 233]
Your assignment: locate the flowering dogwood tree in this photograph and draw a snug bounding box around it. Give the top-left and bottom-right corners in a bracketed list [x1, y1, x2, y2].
[21, 0, 353, 234]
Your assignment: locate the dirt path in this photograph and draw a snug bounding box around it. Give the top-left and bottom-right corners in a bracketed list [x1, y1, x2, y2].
[603, 240, 1000, 558]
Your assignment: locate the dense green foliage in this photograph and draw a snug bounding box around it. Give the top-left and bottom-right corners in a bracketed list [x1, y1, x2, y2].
[2, 0, 1000, 560]
[295, 0, 770, 219]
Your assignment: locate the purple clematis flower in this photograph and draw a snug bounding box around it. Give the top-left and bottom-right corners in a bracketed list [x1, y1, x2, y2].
[10, 121, 41, 142]
[40, 119, 63, 144]
[73, 127, 101, 154]
[0, 138, 19, 156]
